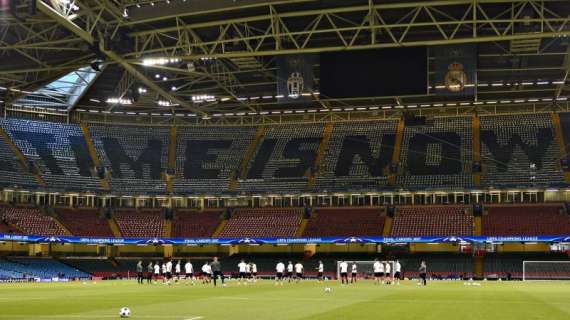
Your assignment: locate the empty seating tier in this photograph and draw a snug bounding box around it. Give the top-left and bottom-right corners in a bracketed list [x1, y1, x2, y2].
[171, 209, 222, 238]
[390, 206, 473, 236]
[398, 117, 473, 189]
[482, 204, 570, 236]
[303, 207, 386, 237]
[0, 206, 68, 236]
[89, 124, 169, 194]
[0, 258, 90, 280]
[218, 208, 302, 238]
[238, 124, 324, 193]
[113, 209, 165, 238]
[315, 121, 397, 192]
[56, 208, 114, 237]
[1, 119, 101, 192]
[173, 126, 256, 194]
[480, 114, 564, 187]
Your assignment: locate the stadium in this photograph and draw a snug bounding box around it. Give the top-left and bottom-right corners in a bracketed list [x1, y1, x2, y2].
[1, 0, 570, 319]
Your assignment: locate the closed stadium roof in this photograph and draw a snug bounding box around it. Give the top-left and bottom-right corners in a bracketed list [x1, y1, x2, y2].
[0, 0, 569, 116]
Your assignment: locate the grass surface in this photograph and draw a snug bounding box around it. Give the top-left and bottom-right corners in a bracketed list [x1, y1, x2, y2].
[0, 279, 569, 320]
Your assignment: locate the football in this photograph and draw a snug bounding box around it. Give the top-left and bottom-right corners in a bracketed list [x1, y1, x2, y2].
[324, 287, 332, 293]
[119, 307, 131, 318]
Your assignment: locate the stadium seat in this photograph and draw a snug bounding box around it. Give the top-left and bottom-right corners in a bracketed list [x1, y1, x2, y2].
[171, 209, 222, 238]
[55, 208, 114, 237]
[113, 208, 165, 238]
[303, 207, 386, 237]
[482, 204, 570, 236]
[480, 114, 564, 187]
[218, 208, 302, 237]
[0, 206, 68, 236]
[390, 206, 474, 236]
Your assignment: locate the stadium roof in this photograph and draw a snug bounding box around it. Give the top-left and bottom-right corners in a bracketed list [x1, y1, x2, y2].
[1, 0, 570, 117]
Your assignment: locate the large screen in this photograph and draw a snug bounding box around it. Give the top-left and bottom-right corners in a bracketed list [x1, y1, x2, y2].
[319, 48, 427, 99]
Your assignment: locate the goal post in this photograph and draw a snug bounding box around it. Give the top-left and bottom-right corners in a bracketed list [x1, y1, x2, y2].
[522, 261, 570, 281]
[336, 260, 395, 280]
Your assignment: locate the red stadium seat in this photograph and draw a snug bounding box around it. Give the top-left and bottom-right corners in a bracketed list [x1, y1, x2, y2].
[390, 206, 473, 236]
[303, 207, 385, 237]
[218, 208, 302, 238]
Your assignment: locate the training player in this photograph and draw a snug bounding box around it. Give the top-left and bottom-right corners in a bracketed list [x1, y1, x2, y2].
[201, 261, 211, 284]
[339, 260, 349, 285]
[351, 262, 358, 283]
[211, 257, 225, 287]
[287, 261, 294, 282]
[146, 261, 153, 284]
[275, 261, 285, 286]
[373, 259, 382, 285]
[245, 261, 252, 283]
[385, 261, 391, 284]
[294, 261, 304, 282]
[136, 260, 144, 284]
[237, 259, 248, 285]
[175, 260, 181, 283]
[419, 260, 427, 286]
[153, 261, 161, 284]
[251, 262, 258, 283]
[161, 261, 167, 284]
[317, 260, 324, 282]
[184, 260, 195, 285]
[394, 260, 401, 285]
[165, 259, 173, 285]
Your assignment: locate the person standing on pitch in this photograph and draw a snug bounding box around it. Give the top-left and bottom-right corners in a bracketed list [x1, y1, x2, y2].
[350, 262, 358, 284]
[211, 257, 225, 287]
[317, 260, 324, 282]
[373, 259, 382, 285]
[185, 260, 194, 285]
[275, 261, 285, 286]
[419, 260, 427, 286]
[394, 260, 402, 285]
[339, 260, 349, 285]
[146, 261, 153, 284]
[136, 261, 144, 284]
[287, 261, 294, 282]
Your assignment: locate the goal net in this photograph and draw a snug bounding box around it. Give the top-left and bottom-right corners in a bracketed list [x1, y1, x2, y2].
[336, 260, 395, 280]
[522, 261, 570, 281]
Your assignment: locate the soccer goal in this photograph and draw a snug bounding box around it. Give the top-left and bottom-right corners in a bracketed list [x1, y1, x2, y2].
[522, 261, 570, 281]
[336, 261, 395, 280]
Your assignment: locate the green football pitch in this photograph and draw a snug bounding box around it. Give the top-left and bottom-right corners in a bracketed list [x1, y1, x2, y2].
[1, 279, 569, 320]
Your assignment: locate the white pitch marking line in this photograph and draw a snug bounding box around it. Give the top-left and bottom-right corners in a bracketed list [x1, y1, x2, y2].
[184, 317, 204, 320]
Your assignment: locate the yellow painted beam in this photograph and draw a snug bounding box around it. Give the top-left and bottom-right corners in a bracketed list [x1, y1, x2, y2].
[80, 123, 111, 190]
[107, 218, 122, 238]
[296, 218, 309, 237]
[551, 113, 570, 183]
[382, 216, 393, 236]
[212, 219, 227, 238]
[231, 126, 266, 191]
[166, 126, 177, 193]
[388, 118, 405, 185]
[307, 122, 334, 190]
[472, 115, 482, 186]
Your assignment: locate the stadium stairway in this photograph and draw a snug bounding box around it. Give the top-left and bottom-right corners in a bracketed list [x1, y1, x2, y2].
[211, 219, 227, 238]
[164, 219, 172, 238]
[551, 113, 570, 183]
[389, 117, 405, 185]
[166, 126, 177, 193]
[0, 126, 46, 186]
[80, 122, 110, 190]
[306, 122, 334, 190]
[107, 216, 123, 238]
[472, 115, 481, 186]
[382, 215, 393, 236]
[295, 218, 309, 237]
[48, 210, 73, 236]
[237, 126, 266, 181]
